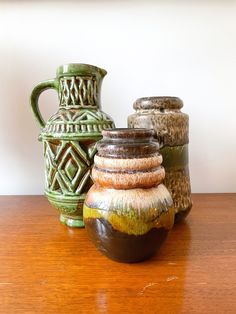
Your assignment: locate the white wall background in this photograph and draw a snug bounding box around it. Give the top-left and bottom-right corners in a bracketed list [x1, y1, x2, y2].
[0, 0, 235, 194]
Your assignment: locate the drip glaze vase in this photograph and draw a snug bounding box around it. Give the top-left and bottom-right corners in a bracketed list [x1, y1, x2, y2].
[30, 64, 115, 227]
[128, 97, 192, 222]
[83, 128, 174, 263]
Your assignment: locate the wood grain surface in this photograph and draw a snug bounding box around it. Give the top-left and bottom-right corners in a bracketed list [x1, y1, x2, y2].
[0, 194, 235, 314]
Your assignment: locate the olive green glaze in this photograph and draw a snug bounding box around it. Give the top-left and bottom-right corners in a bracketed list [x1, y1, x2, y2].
[160, 145, 188, 168]
[84, 185, 174, 236]
[83, 129, 174, 262]
[30, 63, 115, 227]
[128, 97, 192, 222]
[161, 145, 192, 222]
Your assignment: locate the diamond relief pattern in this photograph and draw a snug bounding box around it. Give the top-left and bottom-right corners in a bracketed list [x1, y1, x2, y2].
[65, 159, 77, 181]
[59, 76, 98, 107]
[44, 140, 94, 196]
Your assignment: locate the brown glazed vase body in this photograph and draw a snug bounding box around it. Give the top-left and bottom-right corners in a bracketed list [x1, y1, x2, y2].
[128, 97, 192, 222]
[83, 128, 174, 263]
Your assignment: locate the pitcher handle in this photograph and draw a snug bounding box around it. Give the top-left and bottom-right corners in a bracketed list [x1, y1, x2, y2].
[30, 79, 58, 128]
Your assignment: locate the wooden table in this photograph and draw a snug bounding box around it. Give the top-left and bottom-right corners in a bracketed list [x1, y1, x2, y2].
[0, 194, 235, 314]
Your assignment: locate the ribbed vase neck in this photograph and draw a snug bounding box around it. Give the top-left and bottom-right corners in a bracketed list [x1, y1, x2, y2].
[97, 128, 159, 158]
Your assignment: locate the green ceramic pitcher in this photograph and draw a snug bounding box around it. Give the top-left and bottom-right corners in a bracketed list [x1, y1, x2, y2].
[30, 63, 115, 227]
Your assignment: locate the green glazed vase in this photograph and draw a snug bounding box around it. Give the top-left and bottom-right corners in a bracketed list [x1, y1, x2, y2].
[30, 63, 115, 227]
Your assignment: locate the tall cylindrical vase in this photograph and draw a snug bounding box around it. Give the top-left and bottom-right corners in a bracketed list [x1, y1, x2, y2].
[128, 97, 192, 222]
[30, 63, 115, 227]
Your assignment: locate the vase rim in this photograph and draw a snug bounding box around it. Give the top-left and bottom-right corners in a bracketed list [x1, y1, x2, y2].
[134, 96, 183, 110]
[102, 128, 154, 140]
[56, 63, 107, 78]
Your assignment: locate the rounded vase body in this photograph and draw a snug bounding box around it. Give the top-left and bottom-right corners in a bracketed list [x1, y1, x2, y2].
[30, 64, 115, 227]
[84, 128, 174, 263]
[128, 97, 192, 222]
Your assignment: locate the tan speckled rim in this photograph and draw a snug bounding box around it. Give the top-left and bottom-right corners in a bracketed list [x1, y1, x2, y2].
[94, 153, 162, 171]
[92, 166, 165, 189]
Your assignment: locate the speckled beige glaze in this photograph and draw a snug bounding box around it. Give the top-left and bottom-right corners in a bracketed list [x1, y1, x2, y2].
[128, 109, 189, 147]
[94, 153, 162, 171]
[128, 97, 192, 221]
[163, 168, 192, 214]
[92, 166, 165, 189]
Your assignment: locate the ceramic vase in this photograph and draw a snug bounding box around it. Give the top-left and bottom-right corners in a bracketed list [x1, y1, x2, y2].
[128, 97, 192, 222]
[83, 128, 174, 263]
[30, 63, 115, 227]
